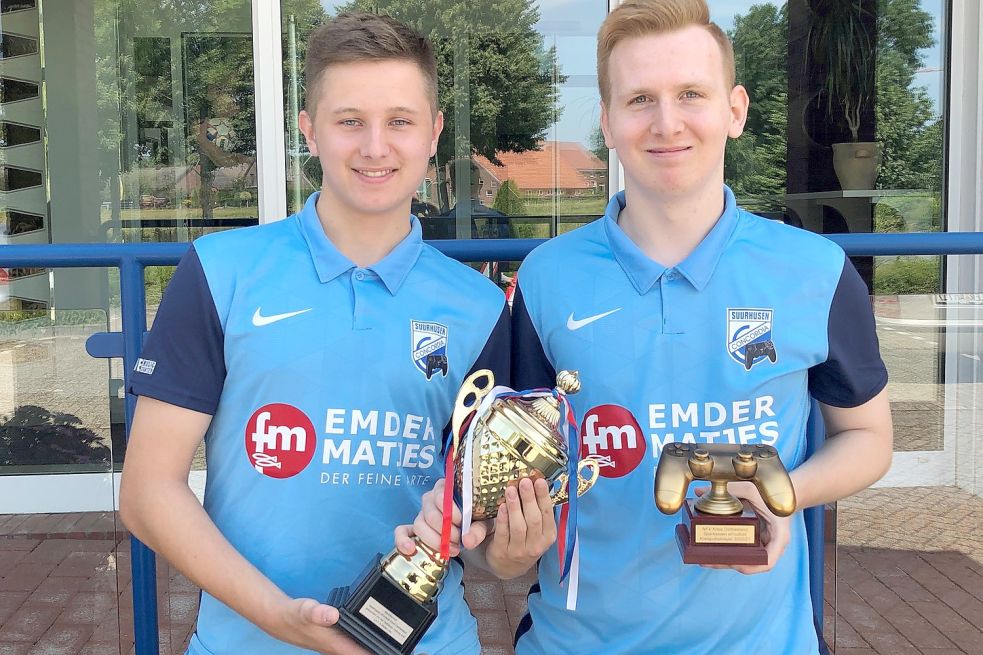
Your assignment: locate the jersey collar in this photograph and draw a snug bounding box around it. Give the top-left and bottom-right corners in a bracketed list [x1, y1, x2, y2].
[602, 185, 740, 294]
[297, 192, 423, 295]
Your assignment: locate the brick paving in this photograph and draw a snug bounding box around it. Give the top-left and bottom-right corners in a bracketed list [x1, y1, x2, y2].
[1, 487, 981, 654]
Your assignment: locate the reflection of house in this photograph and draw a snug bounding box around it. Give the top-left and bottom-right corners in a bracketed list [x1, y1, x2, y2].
[124, 161, 257, 203]
[473, 141, 606, 199]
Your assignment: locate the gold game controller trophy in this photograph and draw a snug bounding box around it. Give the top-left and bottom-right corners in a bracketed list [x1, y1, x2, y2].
[654, 443, 796, 565]
[326, 370, 600, 655]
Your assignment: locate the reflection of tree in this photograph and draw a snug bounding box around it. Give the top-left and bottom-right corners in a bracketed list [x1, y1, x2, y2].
[874, 0, 941, 192]
[724, 1, 940, 200]
[725, 4, 788, 200]
[95, 0, 327, 227]
[492, 179, 525, 216]
[339, 0, 563, 210]
[0, 406, 110, 467]
[183, 34, 257, 219]
[588, 125, 607, 164]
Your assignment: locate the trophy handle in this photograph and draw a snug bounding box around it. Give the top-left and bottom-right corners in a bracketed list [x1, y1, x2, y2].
[551, 457, 601, 506]
[451, 369, 496, 444]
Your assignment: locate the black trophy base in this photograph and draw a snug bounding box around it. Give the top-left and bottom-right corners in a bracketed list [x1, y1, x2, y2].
[326, 553, 437, 655]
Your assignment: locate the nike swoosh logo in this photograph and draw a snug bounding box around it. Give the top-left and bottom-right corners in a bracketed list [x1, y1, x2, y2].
[567, 308, 622, 330]
[252, 307, 312, 327]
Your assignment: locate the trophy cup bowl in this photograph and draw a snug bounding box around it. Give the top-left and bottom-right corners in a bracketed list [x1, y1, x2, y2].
[654, 443, 796, 566]
[327, 370, 599, 655]
[452, 369, 601, 520]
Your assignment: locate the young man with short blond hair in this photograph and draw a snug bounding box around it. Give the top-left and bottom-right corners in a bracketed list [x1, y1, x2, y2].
[509, 1, 893, 653]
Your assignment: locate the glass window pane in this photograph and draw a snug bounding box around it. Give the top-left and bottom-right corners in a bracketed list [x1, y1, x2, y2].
[282, 0, 608, 294]
[0, 33, 38, 59]
[712, 4, 955, 651]
[0, 77, 38, 103]
[0, 121, 41, 147]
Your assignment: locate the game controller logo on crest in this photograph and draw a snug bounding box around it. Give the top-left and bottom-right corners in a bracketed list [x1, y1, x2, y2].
[726, 308, 778, 370]
[411, 320, 448, 380]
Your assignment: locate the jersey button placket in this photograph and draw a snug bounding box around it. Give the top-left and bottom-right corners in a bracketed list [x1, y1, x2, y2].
[661, 269, 683, 335]
[351, 269, 369, 330]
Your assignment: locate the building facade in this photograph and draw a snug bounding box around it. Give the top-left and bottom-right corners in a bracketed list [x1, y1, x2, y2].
[0, 0, 980, 565]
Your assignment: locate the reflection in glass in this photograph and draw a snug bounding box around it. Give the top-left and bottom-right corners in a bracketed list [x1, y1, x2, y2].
[182, 33, 257, 222]
[107, 1, 257, 245]
[282, 0, 607, 294]
[0, 309, 111, 473]
[0, 165, 43, 191]
[717, 1, 945, 253]
[0, 209, 43, 235]
[0, 33, 38, 59]
[0, 77, 38, 103]
[0, 121, 41, 147]
[0, 0, 36, 13]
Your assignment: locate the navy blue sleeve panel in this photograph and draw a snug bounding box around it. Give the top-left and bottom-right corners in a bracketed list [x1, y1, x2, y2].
[809, 257, 889, 408]
[511, 283, 556, 391]
[467, 302, 511, 387]
[127, 245, 227, 415]
[442, 302, 510, 451]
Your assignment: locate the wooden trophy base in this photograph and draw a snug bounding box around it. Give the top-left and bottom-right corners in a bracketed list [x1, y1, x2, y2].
[326, 554, 437, 655]
[675, 499, 768, 566]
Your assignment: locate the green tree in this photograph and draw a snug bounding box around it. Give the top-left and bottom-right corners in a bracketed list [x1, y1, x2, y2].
[724, 3, 788, 200]
[588, 125, 608, 163]
[874, 256, 940, 294]
[492, 179, 525, 216]
[339, 0, 563, 210]
[874, 0, 941, 192]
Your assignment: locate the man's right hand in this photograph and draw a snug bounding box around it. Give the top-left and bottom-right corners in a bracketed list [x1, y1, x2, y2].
[394, 476, 557, 580]
[264, 597, 371, 655]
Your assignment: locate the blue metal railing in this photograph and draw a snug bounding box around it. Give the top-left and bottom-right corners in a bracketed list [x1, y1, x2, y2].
[3, 231, 983, 655]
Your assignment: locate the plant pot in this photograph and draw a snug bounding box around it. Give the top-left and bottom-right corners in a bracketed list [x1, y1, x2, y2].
[832, 142, 882, 190]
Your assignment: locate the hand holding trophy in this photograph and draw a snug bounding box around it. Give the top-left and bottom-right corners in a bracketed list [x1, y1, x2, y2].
[327, 370, 600, 655]
[654, 443, 796, 566]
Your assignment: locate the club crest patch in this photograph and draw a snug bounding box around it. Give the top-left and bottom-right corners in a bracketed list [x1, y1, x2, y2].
[726, 308, 778, 370]
[411, 320, 449, 380]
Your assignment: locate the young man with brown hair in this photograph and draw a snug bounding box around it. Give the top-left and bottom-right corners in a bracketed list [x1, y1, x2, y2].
[120, 13, 506, 655]
[505, 0, 894, 652]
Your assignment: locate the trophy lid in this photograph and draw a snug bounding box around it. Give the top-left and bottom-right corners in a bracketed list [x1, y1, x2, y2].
[528, 370, 580, 425]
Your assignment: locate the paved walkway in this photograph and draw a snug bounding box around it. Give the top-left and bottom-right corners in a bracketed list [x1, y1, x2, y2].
[1, 485, 981, 654]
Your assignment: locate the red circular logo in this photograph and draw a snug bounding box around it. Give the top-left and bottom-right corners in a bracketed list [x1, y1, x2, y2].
[244, 404, 317, 479]
[580, 405, 646, 478]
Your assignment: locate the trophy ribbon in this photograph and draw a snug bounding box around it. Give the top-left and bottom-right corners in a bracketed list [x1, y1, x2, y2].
[453, 384, 584, 596]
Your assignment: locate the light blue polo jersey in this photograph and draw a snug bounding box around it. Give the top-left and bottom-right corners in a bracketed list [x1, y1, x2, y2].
[511, 186, 887, 655]
[130, 192, 509, 655]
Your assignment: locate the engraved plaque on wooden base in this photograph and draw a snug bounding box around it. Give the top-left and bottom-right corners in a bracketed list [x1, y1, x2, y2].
[675, 499, 768, 566]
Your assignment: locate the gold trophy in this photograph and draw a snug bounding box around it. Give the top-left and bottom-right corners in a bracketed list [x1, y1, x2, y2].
[327, 370, 600, 655]
[654, 443, 796, 565]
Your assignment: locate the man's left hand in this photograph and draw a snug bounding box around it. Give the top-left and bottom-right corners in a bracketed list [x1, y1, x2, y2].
[697, 480, 791, 575]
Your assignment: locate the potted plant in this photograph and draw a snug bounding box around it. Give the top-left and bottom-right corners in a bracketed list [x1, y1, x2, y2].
[807, 0, 881, 189]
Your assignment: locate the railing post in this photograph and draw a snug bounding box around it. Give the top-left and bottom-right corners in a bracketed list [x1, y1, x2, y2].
[119, 256, 160, 655]
[805, 399, 828, 649]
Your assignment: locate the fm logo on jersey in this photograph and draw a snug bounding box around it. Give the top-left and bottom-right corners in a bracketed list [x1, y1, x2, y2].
[580, 405, 647, 478]
[726, 308, 778, 370]
[245, 403, 317, 478]
[411, 320, 448, 380]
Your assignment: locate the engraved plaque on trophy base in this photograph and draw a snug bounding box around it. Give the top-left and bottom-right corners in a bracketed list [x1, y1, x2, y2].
[326, 554, 437, 655]
[675, 500, 768, 566]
